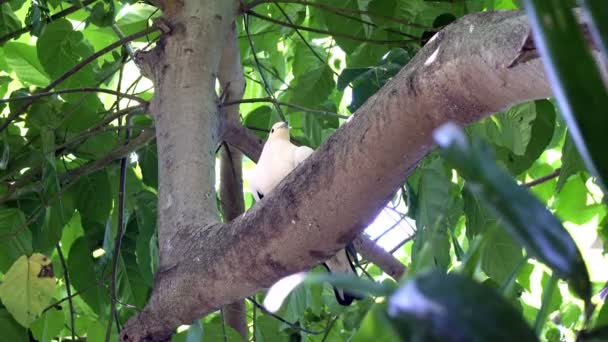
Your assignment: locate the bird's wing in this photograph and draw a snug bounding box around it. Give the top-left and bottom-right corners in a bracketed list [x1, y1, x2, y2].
[293, 145, 314, 166]
[250, 141, 299, 201]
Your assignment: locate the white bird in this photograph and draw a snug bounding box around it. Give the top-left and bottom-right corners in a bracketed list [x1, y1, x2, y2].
[250, 121, 360, 306]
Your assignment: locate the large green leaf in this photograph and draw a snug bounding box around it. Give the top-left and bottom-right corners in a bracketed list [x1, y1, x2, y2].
[411, 157, 451, 271]
[30, 308, 64, 342]
[134, 191, 158, 287]
[523, 0, 608, 193]
[435, 123, 591, 303]
[285, 42, 335, 108]
[353, 302, 400, 342]
[3, 42, 50, 86]
[311, 0, 365, 54]
[495, 100, 557, 175]
[67, 237, 109, 316]
[0, 207, 33, 273]
[36, 19, 98, 92]
[74, 170, 112, 224]
[0, 254, 56, 328]
[481, 226, 523, 285]
[387, 271, 537, 341]
[0, 3, 21, 37]
[557, 135, 586, 192]
[0, 309, 27, 342]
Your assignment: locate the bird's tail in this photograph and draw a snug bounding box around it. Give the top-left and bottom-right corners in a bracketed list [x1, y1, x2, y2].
[323, 244, 363, 306]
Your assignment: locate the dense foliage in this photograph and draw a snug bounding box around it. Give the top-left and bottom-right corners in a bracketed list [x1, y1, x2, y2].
[0, 0, 606, 341]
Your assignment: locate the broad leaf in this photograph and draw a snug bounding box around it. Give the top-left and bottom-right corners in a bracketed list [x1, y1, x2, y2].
[387, 271, 537, 341]
[435, 123, 591, 303]
[0, 254, 56, 327]
[523, 0, 608, 193]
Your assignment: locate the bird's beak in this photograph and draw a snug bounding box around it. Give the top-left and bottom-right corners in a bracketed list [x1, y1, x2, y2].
[279, 122, 289, 129]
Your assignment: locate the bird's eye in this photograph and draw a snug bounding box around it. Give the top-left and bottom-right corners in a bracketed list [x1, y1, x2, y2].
[271, 128, 275, 133]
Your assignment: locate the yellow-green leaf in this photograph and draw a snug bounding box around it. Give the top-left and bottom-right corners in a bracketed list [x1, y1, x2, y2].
[0, 253, 56, 327]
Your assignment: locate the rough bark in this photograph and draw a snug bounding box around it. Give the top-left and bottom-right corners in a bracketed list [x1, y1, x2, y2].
[122, 10, 574, 341]
[218, 21, 248, 340]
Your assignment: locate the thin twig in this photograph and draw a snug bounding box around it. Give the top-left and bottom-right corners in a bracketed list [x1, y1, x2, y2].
[0, 87, 147, 104]
[245, 10, 418, 44]
[56, 244, 76, 341]
[389, 233, 416, 254]
[523, 168, 561, 188]
[224, 97, 349, 119]
[0, 25, 159, 133]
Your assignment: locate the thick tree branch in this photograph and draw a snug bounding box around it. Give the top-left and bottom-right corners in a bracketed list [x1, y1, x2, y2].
[220, 118, 407, 279]
[122, 10, 597, 341]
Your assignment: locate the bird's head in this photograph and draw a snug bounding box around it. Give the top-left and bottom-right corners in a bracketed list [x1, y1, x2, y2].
[268, 121, 290, 141]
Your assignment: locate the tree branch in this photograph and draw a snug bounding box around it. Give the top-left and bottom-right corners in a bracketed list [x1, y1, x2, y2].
[353, 235, 406, 280]
[218, 20, 249, 341]
[122, 10, 598, 341]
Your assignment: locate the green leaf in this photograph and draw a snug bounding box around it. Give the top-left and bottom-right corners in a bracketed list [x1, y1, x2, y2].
[0, 3, 21, 37]
[30, 308, 64, 342]
[286, 43, 335, 108]
[411, 157, 451, 271]
[0, 254, 56, 328]
[0, 208, 33, 273]
[353, 302, 400, 342]
[25, 1, 50, 36]
[137, 142, 158, 189]
[36, 19, 98, 92]
[34, 189, 75, 255]
[67, 237, 109, 316]
[494, 100, 557, 175]
[387, 271, 537, 341]
[481, 226, 523, 284]
[557, 135, 585, 192]
[74, 170, 112, 224]
[0, 309, 27, 342]
[202, 315, 242, 341]
[117, 220, 151, 314]
[3, 42, 50, 86]
[311, 0, 365, 54]
[87, 0, 116, 27]
[486, 102, 536, 156]
[523, 0, 608, 193]
[134, 191, 158, 287]
[254, 313, 284, 342]
[435, 124, 591, 303]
